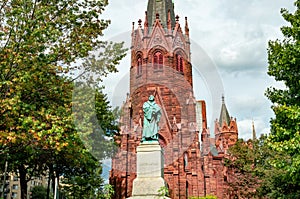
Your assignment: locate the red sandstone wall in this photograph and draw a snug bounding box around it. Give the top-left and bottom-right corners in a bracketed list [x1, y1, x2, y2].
[110, 9, 238, 198]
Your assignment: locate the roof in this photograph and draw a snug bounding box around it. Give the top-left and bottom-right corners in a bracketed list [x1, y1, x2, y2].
[147, 0, 176, 28]
[219, 96, 230, 126]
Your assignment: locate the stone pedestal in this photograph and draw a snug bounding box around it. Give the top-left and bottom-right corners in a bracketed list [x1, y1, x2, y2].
[129, 141, 170, 199]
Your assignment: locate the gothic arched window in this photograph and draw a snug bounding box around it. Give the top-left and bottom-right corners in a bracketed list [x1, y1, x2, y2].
[153, 51, 163, 70]
[137, 56, 142, 75]
[184, 152, 188, 169]
[176, 54, 183, 72]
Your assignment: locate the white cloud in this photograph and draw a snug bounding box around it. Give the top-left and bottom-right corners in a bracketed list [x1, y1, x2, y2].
[238, 118, 271, 141]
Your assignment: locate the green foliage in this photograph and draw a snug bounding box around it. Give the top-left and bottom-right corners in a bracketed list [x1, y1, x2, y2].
[60, 160, 105, 199]
[157, 186, 169, 198]
[265, 0, 300, 197]
[100, 184, 115, 199]
[72, 84, 120, 161]
[0, 0, 126, 199]
[31, 186, 47, 199]
[226, 135, 299, 199]
[225, 138, 262, 198]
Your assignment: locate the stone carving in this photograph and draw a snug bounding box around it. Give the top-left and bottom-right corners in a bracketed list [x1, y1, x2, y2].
[174, 35, 184, 48]
[142, 95, 161, 142]
[154, 33, 162, 44]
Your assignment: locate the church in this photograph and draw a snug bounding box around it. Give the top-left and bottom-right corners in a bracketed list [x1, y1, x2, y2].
[109, 0, 238, 198]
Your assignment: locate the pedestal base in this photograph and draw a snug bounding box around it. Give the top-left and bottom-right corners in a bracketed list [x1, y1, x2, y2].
[132, 177, 165, 197]
[128, 141, 170, 199]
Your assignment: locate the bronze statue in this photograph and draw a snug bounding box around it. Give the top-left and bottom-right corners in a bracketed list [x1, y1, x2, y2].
[142, 95, 161, 142]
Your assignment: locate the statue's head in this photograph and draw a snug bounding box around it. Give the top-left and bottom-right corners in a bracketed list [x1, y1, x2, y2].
[149, 95, 155, 101]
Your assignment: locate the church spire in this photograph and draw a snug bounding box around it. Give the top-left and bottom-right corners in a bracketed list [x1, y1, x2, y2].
[144, 11, 149, 36]
[185, 17, 189, 36]
[219, 95, 230, 126]
[147, 0, 175, 28]
[252, 120, 257, 141]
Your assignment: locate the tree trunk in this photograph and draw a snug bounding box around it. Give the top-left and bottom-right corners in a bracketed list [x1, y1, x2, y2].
[57, 174, 60, 199]
[47, 165, 53, 199]
[51, 168, 56, 197]
[55, 170, 60, 199]
[19, 164, 28, 199]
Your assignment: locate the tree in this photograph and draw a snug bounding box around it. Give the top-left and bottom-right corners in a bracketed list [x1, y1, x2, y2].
[31, 186, 47, 199]
[225, 138, 263, 198]
[59, 154, 104, 199]
[265, 0, 300, 197]
[224, 136, 285, 198]
[0, 0, 126, 198]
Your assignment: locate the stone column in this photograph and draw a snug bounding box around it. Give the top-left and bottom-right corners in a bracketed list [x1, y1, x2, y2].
[129, 141, 170, 199]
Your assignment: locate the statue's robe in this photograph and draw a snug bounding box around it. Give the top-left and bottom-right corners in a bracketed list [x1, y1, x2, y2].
[142, 101, 161, 141]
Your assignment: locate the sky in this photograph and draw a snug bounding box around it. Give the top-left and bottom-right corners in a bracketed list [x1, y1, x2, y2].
[99, 0, 295, 141]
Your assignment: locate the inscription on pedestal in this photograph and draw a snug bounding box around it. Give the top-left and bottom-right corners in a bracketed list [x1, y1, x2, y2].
[136, 142, 164, 178]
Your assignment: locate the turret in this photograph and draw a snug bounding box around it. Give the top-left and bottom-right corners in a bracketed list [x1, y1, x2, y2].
[219, 95, 230, 126]
[215, 96, 238, 152]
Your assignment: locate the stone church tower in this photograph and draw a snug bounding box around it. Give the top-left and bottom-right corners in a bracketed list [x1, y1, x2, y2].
[109, 1, 238, 198]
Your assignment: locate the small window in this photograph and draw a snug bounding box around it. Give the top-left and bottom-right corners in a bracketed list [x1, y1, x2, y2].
[12, 184, 18, 190]
[153, 51, 163, 70]
[12, 192, 17, 198]
[137, 57, 142, 75]
[224, 175, 228, 182]
[184, 152, 188, 169]
[176, 54, 183, 72]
